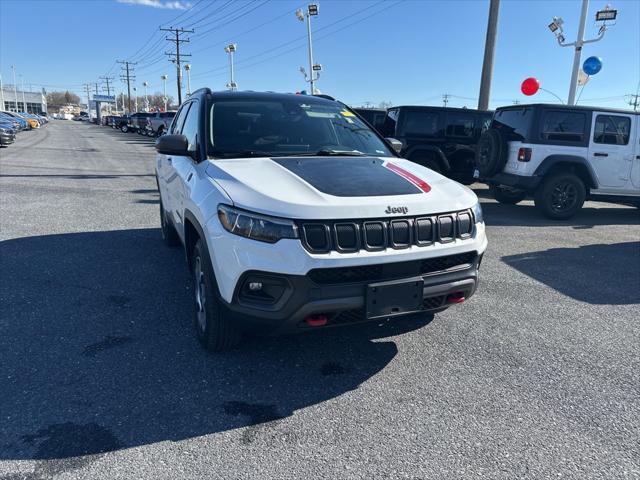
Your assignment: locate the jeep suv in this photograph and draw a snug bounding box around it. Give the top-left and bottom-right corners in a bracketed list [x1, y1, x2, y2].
[155, 90, 487, 351]
[378, 106, 493, 183]
[475, 104, 640, 219]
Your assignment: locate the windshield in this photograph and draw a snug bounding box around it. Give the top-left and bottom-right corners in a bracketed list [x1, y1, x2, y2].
[208, 98, 393, 157]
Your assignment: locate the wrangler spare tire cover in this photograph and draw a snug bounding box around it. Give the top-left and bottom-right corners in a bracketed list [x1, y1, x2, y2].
[475, 129, 508, 177]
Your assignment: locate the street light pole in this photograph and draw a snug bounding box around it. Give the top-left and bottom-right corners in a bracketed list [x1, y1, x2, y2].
[296, 5, 320, 94]
[143, 81, 149, 111]
[548, 1, 617, 105]
[0, 74, 5, 111]
[477, 0, 500, 111]
[11, 65, 18, 112]
[184, 64, 192, 96]
[224, 45, 237, 91]
[19, 75, 27, 112]
[161, 75, 168, 111]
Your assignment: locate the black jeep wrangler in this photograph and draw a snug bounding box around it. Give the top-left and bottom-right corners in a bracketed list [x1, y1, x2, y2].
[378, 106, 493, 183]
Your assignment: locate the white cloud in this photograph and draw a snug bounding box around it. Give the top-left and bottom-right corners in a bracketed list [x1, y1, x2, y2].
[116, 0, 192, 10]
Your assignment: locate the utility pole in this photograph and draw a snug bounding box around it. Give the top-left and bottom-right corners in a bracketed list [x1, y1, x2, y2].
[100, 76, 114, 114]
[161, 27, 193, 105]
[84, 83, 91, 115]
[117, 60, 136, 113]
[548, 2, 618, 105]
[478, 0, 500, 111]
[626, 94, 640, 111]
[442, 94, 450, 107]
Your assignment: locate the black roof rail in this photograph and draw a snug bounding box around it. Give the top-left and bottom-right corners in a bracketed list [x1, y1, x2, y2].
[313, 93, 336, 101]
[191, 87, 213, 97]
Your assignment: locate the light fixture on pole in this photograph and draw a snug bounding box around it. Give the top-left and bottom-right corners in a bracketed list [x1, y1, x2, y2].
[295, 4, 320, 94]
[224, 44, 237, 91]
[161, 75, 168, 111]
[184, 64, 192, 96]
[548, 1, 618, 105]
[142, 81, 149, 112]
[133, 86, 138, 112]
[19, 74, 27, 112]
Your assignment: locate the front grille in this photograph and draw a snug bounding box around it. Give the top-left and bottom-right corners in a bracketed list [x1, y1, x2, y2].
[298, 209, 474, 254]
[307, 251, 477, 285]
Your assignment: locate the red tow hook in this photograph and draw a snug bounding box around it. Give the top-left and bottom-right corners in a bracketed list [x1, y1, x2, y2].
[446, 292, 466, 304]
[306, 314, 328, 327]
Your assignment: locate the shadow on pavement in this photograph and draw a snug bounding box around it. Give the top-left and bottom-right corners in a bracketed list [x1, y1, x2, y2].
[0, 229, 431, 470]
[502, 241, 640, 305]
[480, 201, 639, 228]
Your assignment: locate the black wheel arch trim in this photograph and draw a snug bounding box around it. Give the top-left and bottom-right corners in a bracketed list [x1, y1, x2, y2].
[534, 155, 598, 188]
[405, 145, 451, 171]
[183, 209, 209, 264]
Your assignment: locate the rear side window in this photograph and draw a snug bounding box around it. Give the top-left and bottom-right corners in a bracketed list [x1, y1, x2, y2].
[382, 109, 399, 136]
[593, 115, 630, 145]
[541, 111, 586, 142]
[445, 113, 474, 137]
[492, 108, 531, 141]
[401, 111, 440, 136]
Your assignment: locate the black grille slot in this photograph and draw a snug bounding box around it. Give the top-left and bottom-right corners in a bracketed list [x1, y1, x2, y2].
[363, 222, 386, 250]
[391, 220, 411, 248]
[330, 309, 365, 325]
[298, 209, 474, 254]
[438, 215, 455, 242]
[457, 212, 473, 238]
[335, 223, 359, 252]
[308, 252, 477, 285]
[302, 224, 330, 252]
[415, 217, 434, 245]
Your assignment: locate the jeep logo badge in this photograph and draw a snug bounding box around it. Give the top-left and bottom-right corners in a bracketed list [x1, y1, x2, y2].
[385, 206, 408, 215]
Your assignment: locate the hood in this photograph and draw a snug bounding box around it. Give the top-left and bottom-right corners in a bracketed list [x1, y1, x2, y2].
[206, 156, 477, 220]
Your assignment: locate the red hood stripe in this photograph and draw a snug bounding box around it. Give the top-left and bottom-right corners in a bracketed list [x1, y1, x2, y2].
[383, 162, 432, 193]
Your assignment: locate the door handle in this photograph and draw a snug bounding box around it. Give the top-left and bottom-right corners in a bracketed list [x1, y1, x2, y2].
[636, 155, 640, 160]
[593, 152, 608, 157]
[167, 157, 172, 163]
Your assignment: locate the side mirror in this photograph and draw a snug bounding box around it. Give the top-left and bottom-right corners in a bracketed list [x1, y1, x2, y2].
[156, 134, 189, 156]
[385, 137, 403, 154]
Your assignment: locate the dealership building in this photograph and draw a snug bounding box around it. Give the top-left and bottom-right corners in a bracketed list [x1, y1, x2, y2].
[1, 86, 47, 114]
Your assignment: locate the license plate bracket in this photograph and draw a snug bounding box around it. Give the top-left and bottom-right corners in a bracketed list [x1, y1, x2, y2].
[366, 277, 424, 319]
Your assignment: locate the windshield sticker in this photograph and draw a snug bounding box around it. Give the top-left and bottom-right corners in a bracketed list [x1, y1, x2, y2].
[340, 110, 355, 117]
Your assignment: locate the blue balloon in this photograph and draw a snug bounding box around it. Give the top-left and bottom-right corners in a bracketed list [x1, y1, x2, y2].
[583, 56, 603, 75]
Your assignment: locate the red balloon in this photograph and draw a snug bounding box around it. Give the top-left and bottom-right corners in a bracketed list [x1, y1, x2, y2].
[521, 77, 540, 96]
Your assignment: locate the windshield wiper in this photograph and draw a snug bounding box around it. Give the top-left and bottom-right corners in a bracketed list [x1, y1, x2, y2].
[293, 149, 366, 157]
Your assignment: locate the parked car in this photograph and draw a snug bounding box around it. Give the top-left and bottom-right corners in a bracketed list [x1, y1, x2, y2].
[0, 112, 26, 131]
[353, 107, 387, 133]
[475, 103, 640, 218]
[155, 89, 487, 351]
[145, 111, 176, 137]
[378, 106, 493, 183]
[128, 112, 155, 134]
[0, 123, 17, 146]
[111, 115, 131, 132]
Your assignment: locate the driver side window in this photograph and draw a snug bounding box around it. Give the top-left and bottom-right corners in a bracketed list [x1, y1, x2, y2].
[180, 101, 200, 152]
[170, 104, 190, 134]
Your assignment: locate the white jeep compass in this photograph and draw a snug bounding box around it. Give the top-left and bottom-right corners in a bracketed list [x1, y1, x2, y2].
[155, 90, 487, 351]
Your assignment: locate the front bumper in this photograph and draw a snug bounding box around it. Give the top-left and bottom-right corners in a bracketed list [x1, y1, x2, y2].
[225, 254, 482, 334]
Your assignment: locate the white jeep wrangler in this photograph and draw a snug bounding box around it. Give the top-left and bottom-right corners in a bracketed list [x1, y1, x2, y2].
[475, 104, 640, 219]
[155, 89, 487, 351]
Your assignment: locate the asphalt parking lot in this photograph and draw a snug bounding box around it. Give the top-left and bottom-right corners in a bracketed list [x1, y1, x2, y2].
[1, 121, 639, 480]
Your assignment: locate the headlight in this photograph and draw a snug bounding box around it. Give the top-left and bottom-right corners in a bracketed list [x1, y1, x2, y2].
[472, 201, 484, 224]
[217, 204, 298, 243]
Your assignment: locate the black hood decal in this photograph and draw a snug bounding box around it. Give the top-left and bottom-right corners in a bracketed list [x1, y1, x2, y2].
[271, 157, 421, 197]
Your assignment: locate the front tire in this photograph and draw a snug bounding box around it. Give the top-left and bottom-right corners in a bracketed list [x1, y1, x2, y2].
[490, 185, 527, 205]
[120, 124, 128, 133]
[192, 239, 241, 352]
[534, 172, 586, 220]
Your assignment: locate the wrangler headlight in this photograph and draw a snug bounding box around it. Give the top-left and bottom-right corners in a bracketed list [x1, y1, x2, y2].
[472, 201, 484, 224]
[217, 204, 298, 243]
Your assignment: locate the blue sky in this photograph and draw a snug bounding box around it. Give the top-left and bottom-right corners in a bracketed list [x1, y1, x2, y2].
[1, 0, 638, 110]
